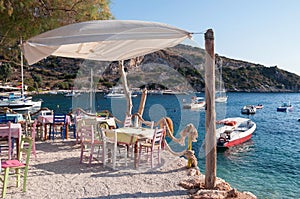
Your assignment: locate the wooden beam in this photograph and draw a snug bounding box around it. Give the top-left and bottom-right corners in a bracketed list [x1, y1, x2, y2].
[204, 29, 217, 189]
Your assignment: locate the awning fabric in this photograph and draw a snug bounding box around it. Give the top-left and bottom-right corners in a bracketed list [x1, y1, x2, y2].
[22, 20, 191, 65]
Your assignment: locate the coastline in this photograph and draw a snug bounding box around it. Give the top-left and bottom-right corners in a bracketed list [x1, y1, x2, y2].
[6, 139, 256, 199]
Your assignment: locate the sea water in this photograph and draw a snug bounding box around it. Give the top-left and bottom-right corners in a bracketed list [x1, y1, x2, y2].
[34, 92, 300, 198]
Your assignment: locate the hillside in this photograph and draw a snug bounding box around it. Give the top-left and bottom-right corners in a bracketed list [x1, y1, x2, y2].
[4, 44, 300, 92]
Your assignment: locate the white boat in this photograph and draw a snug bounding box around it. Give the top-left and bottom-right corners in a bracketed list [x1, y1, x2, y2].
[104, 86, 137, 98]
[277, 102, 293, 112]
[64, 91, 81, 97]
[216, 117, 256, 148]
[183, 97, 205, 109]
[241, 105, 256, 115]
[0, 93, 42, 112]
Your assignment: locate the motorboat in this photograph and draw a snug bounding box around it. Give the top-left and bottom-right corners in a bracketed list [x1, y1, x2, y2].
[241, 105, 256, 115]
[64, 90, 81, 97]
[104, 86, 137, 98]
[216, 117, 256, 148]
[277, 102, 293, 112]
[183, 97, 205, 109]
[255, 104, 263, 109]
[0, 93, 42, 112]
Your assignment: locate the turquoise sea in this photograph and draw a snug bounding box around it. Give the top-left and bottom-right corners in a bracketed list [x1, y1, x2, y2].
[33, 92, 300, 199]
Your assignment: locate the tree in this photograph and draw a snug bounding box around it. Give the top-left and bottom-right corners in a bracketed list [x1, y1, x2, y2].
[0, 62, 12, 84]
[0, 0, 114, 65]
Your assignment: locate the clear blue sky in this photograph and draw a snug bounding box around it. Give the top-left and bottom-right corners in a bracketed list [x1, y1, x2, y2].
[110, 0, 300, 76]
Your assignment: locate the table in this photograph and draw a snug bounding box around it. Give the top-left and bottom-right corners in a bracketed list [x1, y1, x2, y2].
[37, 115, 71, 140]
[105, 127, 155, 168]
[0, 123, 22, 159]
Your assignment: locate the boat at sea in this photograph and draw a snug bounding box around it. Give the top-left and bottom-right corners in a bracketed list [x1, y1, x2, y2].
[183, 97, 205, 109]
[104, 86, 137, 98]
[216, 117, 256, 148]
[241, 105, 256, 115]
[0, 92, 42, 112]
[277, 102, 293, 112]
[64, 90, 81, 97]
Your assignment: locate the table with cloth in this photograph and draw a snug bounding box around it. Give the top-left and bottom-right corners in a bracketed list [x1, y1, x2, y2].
[37, 115, 71, 140]
[0, 123, 22, 159]
[104, 127, 155, 168]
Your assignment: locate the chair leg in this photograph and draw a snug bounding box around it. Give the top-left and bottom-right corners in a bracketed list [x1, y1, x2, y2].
[2, 168, 10, 198]
[80, 144, 84, 163]
[89, 145, 95, 165]
[16, 168, 21, 188]
[23, 166, 30, 192]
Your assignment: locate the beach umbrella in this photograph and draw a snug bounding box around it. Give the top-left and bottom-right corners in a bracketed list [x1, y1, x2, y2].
[22, 20, 192, 115]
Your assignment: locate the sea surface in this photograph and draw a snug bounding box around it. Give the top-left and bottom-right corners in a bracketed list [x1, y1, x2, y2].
[33, 92, 300, 199]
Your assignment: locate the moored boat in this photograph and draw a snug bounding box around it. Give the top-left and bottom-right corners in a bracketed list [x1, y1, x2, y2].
[183, 97, 205, 109]
[0, 93, 42, 112]
[277, 102, 293, 112]
[241, 105, 256, 115]
[216, 117, 256, 148]
[255, 104, 263, 109]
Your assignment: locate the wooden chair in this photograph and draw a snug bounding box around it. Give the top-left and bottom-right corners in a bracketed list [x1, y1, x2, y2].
[123, 115, 132, 127]
[138, 127, 165, 168]
[49, 113, 66, 141]
[0, 122, 13, 160]
[0, 136, 33, 198]
[99, 128, 131, 169]
[79, 118, 106, 166]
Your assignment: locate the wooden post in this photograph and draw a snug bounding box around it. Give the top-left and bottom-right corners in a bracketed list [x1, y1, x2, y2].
[134, 88, 148, 127]
[119, 60, 132, 116]
[204, 29, 217, 189]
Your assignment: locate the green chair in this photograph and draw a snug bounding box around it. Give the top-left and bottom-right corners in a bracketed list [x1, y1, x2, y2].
[0, 136, 33, 198]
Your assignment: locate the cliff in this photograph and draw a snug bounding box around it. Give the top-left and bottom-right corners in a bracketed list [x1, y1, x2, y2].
[5, 44, 300, 92]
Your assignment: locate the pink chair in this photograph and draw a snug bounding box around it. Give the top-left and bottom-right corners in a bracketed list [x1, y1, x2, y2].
[79, 124, 104, 166]
[0, 122, 13, 160]
[29, 119, 37, 159]
[123, 115, 132, 127]
[138, 127, 165, 168]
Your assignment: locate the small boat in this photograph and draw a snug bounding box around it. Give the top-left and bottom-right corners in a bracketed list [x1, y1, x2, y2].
[64, 91, 81, 97]
[104, 86, 137, 99]
[216, 117, 256, 148]
[241, 105, 256, 115]
[183, 97, 205, 109]
[277, 102, 293, 112]
[255, 104, 263, 109]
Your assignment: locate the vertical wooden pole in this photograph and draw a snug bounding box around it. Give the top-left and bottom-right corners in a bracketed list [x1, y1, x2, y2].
[134, 88, 148, 127]
[204, 29, 217, 189]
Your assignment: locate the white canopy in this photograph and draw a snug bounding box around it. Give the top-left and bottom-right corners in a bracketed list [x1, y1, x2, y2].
[22, 20, 191, 65]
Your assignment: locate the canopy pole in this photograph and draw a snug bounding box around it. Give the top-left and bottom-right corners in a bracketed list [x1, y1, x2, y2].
[119, 60, 132, 116]
[204, 29, 217, 189]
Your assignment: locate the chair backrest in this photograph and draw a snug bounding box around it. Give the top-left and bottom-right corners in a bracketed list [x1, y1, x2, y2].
[123, 115, 132, 127]
[80, 124, 95, 143]
[53, 113, 66, 124]
[151, 127, 165, 149]
[19, 136, 33, 165]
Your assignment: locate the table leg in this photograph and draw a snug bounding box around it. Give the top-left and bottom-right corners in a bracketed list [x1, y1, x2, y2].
[65, 123, 69, 139]
[134, 141, 138, 168]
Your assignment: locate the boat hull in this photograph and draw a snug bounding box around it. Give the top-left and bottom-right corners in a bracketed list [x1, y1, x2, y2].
[216, 117, 256, 149]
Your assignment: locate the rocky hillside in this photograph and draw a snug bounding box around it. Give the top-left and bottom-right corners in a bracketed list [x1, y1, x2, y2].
[5, 44, 300, 92]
